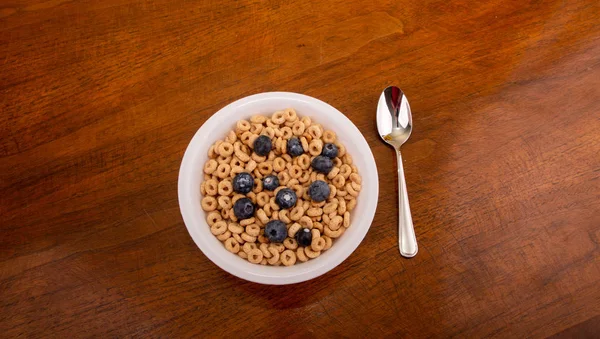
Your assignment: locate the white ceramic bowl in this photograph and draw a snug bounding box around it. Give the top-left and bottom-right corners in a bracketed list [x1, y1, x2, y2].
[178, 92, 378, 284]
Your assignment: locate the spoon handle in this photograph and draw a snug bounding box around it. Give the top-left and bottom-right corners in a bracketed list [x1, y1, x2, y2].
[396, 151, 418, 257]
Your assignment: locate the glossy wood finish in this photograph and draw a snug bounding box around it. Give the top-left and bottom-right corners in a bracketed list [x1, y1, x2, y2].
[1, 0, 599, 337]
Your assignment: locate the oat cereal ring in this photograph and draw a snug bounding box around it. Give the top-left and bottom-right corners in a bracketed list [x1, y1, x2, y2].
[263, 203, 272, 217]
[327, 166, 340, 180]
[232, 193, 245, 204]
[201, 196, 218, 211]
[337, 197, 347, 214]
[329, 215, 343, 231]
[342, 154, 353, 166]
[322, 130, 336, 143]
[280, 126, 293, 139]
[300, 137, 309, 152]
[293, 154, 309, 170]
[324, 225, 344, 238]
[267, 247, 280, 265]
[332, 174, 346, 188]
[204, 159, 218, 174]
[253, 179, 263, 194]
[283, 108, 298, 122]
[313, 222, 324, 232]
[302, 200, 310, 211]
[200, 181, 207, 196]
[287, 178, 299, 187]
[251, 115, 267, 124]
[240, 131, 253, 146]
[300, 116, 311, 128]
[225, 238, 240, 253]
[347, 198, 357, 211]
[215, 163, 231, 179]
[291, 120, 305, 136]
[210, 220, 227, 235]
[262, 126, 275, 139]
[251, 193, 267, 208]
[270, 110, 285, 125]
[291, 248, 306, 264]
[228, 222, 244, 234]
[241, 232, 257, 243]
[271, 210, 279, 220]
[273, 157, 286, 172]
[258, 162, 273, 175]
[206, 211, 222, 226]
[299, 216, 313, 229]
[251, 152, 266, 163]
[298, 171, 310, 184]
[277, 171, 291, 186]
[290, 206, 304, 221]
[238, 251, 248, 259]
[278, 209, 291, 223]
[271, 243, 286, 253]
[208, 145, 217, 159]
[255, 208, 269, 225]
[236, 119, 251, 132]
[250, 123, 263, 135]
[332, 159, 342, 169]
[289, 165, 302, 179]
[306, 207, 323, 217]
[242, 242, 258, 254]
[292, 185, 304, 200]
[351, 181, 361, 193]
[336, 142, 346, 157]
[343, 211, 350, 228]
[349, 173, 362, 185]
[221, 208, 229, 219]
[346, 183, 359, 197]
[283, 238, 298, 250]
[225, 130, 237, 143]
[233, 233, 244, 244]
[304, 246, 321, 259]
[214, 140, 223, 151]
[230, 166, 245, 178]
[234, 143, 250, 162]
[323, 201, 338, 214]
[247, 249, 263, 264]
[230, 157, 243, 169]
[288, 222, 302, 238]
[217, 230, 231, 241]
[258, 235, 269, 244]
[322, 235, 333, 250]
[245, 224, 260, 237]
[239, 217, 256, 226]
[306, 125, 322, 139]
[328, 184, 337, 199]
[217, 142, 234, 157]
[280, 250, 297, 266]
[322, 213, 330, 225]
[309, 171, 318, 182]
[311, 200, 326, 208]
[217, 180, 232, 196]
[251, 168, 262, 180]
[308, 139, 323, 156]
[311, 237, 326, 252]
[259, 243, 272, 258]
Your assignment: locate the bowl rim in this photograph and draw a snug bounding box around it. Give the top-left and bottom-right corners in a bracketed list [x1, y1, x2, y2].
[178, 91, 378, 284]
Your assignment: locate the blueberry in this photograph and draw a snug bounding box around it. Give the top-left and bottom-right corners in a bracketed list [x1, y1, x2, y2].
[311, 155, 333, 174]
[265, 220, 287, 243]
[263, 175, 279, 191]
[253, 135, 272, 156]
[275, 188, 297, 209]
[233, 198, 254, 219]
[232, 172, 254, 194]
[308, 180, 330, 202]
[321, 143, 338, 158]
[287, 137, 304, 157]
[295, 228, 312, 247]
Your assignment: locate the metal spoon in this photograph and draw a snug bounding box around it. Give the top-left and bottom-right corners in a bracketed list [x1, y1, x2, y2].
[376, 86, 418, 258]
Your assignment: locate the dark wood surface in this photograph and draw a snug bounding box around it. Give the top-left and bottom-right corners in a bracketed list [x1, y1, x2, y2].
[1, 0, 599, 337]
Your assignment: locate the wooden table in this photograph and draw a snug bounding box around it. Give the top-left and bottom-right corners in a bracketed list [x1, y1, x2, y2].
[2, 0, 599, 337]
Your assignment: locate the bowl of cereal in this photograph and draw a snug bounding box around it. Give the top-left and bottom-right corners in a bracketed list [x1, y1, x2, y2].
[178, 92, 378, 284]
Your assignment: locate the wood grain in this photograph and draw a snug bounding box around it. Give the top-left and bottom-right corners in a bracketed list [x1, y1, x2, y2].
[1, 0, 599, 337]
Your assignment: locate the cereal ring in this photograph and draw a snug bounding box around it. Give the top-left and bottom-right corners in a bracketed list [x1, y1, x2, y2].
[217, 180, 233, 196]
[216, 196, 231, 210]
[337, 198, 347, 214]
[327, 166, 340, 180]
[263, 203, 272, 217]
[343, 154, 353, 165]
[242, 242, 258, 254]
[232, 193, 245, 204]
[245, 224, 260, 237]
[304, 246, 321, 259]
[322, 236, 333, 250]
[238, 251, 248, 259]
[240, 131, 254, 146]
[349, 173, 362, 184]
[262, 126, 275, 139]
[241, 232, 257, 243]
[259, 243, 272, 258]
[311, 228, 320, 240]
[228, 223, 244, 234]
[322, 214, 330, 225]
[215, 163, 231, 179]
[280, 126, 293, 139]
[233, 233, 244, 244]
[236, 120, 251, 132]
[311, 237, 326, 251]
[246, 159, 259, 173]
[217, 230, 231, 241]
[271, 243, 285, 253]
[273, 157, 286, 172]
[200, 181, 207, 196]
[258, 162, 273, 175]
[283, 108, 298, 122]
[289, 165, 302, 179]
[217, 156, 232, 166]
[248, 249, 264, 264]
[329, 216, 343, 231]
[298, 216, 313, 229]
[204, 159, 218, 174]
[287, 178, 299, 187]
[258, 235, 269, 244]
[206, 211, 222, 226]
[296, 247, 309, 262]
[271, 111, 286, 125]
[280, 250, 297, 266]
[252, 168, 263, 180]
[250, 123, 263, 135]
[301, 116, 312, 128]
[300, 137, 309, 152]
[239, 217, 255, 226]
[279, 209, 291, 223]
[251, 115, 267, 124]
[313, 222, 324, 232]
[201, 196, 218, 211]
[208, 145, 217, 159]
[217, 142, 234, 157]
[255, 208, 269, 225]
[351, 181, 361, 192]
[332, 175, 346, 188]
[230, 157, 243, 169]
[328, 184, 337, 199]
[302, 200, 310, 211]
[221, 208, 229, 219]
[251, 152, 266, 162]
[225, 238, 240, 253]
[210, 220, 227, 235]
[283, 238, 298, 250]
[323, 201, 338, 214]
[346, 183, 359, 197]
[253, 192, 268, 207]
[271, 210, 279, 220]
[253, 179, 263, 193]
[225, 130, 237, 144]
[322, 130, 336, 143]
[290, 206, 304, 221]
[234, 143, 250, 162]
[260, 259, 268, 265]
[306, 207, 323, 217]
[292, 185, 304, 200]
[291, 120, 305, 136]
[311, 200, 326, 208]
[340, 164, 352, 179]
[343, 211, 350, 227]
[267, 247, 280, 265]
[230, 166, 245, 178]
[324, 225, 344, 238]
[277, 171, 290, 185]
[296, 154, 310, 170]
[308, 139, 323, 156]
[288, 223, 302, 237]
[347, 198, 357, 211]
[306, 125, 322, 139]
